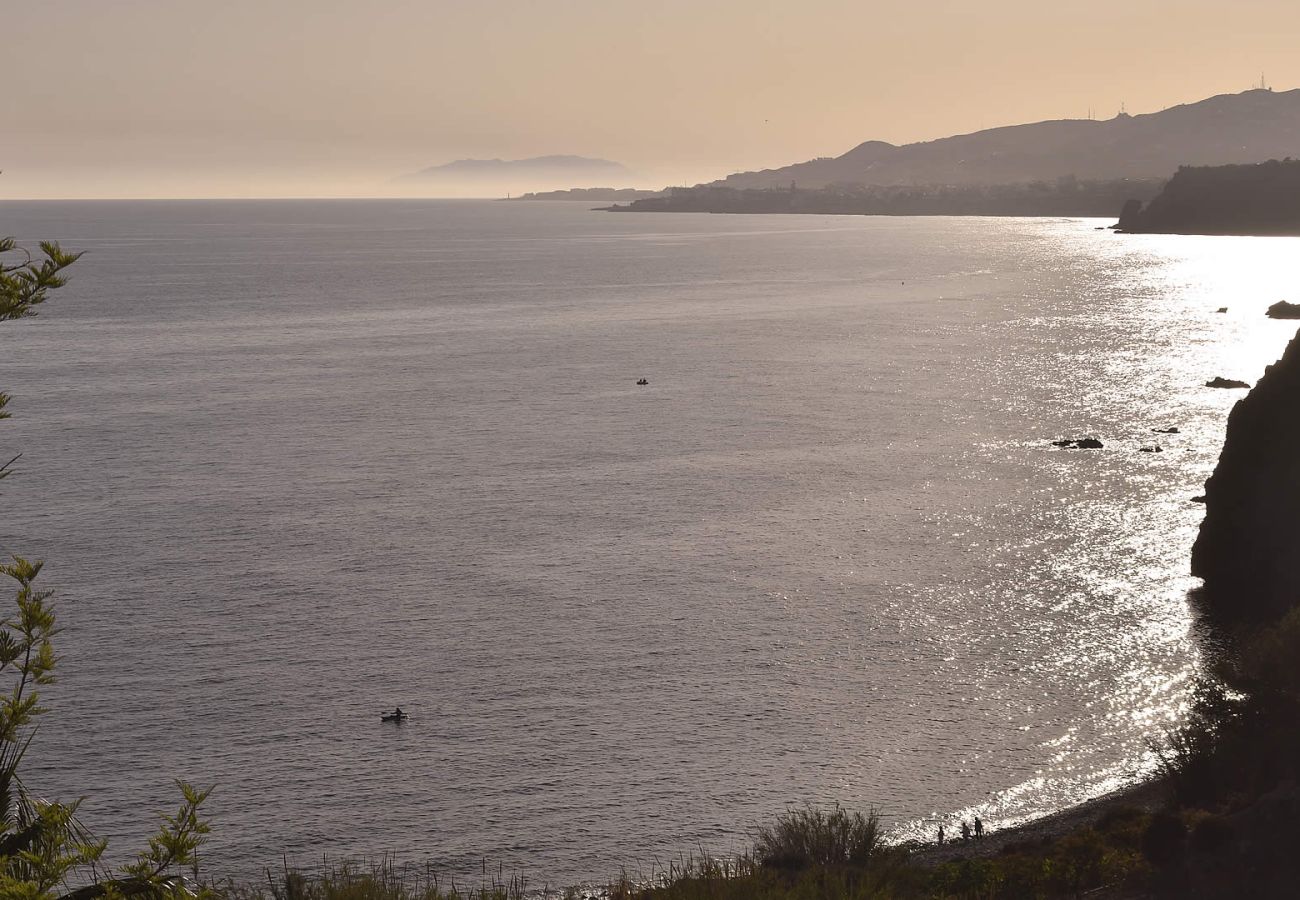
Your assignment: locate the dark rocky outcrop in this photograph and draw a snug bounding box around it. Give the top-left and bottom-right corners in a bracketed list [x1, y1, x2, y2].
[1052, 438, 1104, 449]
[1206, 377, 1251, 389]
[1192, 328, 1300, 620]
[1117, 158, 1300, 235]
[1266, 301, 1300, 319]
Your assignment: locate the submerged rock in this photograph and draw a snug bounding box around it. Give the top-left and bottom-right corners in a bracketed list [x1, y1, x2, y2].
[1140, 445, 1164, 453]
[1193, 327, 1300, 620]
[1154, 426, 1181, 434]
[1266, 301, 1300, 319]
[1206, 377, 1251, 389]
[1052, 437, 1104, 449]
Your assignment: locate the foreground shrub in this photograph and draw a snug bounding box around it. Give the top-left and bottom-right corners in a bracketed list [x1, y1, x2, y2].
[753, 805, 883, 870]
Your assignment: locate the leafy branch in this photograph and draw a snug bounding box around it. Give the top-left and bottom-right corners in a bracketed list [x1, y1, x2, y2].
[1, 237, 82, 485]
[0, 239, 83, 323]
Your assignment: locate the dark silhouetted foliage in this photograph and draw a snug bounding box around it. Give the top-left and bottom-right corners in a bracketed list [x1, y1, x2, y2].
[753, 806, 883, 870]
[1141, 812, 1187, 869]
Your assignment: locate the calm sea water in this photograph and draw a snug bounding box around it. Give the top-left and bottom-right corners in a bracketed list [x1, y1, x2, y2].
[2, 200, 1297, 887]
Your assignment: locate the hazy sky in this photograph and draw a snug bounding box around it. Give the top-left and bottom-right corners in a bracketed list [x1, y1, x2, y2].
[5, 0, 1300, 198]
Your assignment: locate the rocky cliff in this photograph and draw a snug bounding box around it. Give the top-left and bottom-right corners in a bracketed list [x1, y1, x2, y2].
[1118, 159, 1300, 235]
[1192, 328, 1300, 620]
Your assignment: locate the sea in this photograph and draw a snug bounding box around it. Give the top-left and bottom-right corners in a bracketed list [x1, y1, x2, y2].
[2, 199, 1297, 889]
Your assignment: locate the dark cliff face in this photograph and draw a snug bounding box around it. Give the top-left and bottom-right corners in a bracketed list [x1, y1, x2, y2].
[1192, 329, 1300, 621]
[1118, 159, 1300, 235]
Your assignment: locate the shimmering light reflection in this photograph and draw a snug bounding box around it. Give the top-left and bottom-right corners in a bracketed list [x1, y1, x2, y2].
[1104, 233, 1300, 386]
[894, 223, 1300, 842]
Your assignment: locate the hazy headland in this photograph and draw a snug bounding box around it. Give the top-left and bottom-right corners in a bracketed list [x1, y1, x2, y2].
[506, 187, 663, 202]
[397, 155, 638, 199]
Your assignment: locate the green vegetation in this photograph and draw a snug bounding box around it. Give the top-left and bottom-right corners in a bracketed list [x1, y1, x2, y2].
[753, 806, 883, 870]
[0, 239, 81, 484]
[215, 861, 533, 900]
[1, 238, 213, 899]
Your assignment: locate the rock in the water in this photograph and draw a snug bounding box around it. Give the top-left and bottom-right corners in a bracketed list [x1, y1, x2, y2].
[1206, 377, 1251, 389]
[1140, 445, 1164, 453]
[1154, 426, 1181, 434]
[1216, 307, 1229, 313]
[1193, 327, 1300, 620]
[1191, 495, 1207, 503]
[1051, 437, 1104, 449]
[1266, 301, 1300, 319]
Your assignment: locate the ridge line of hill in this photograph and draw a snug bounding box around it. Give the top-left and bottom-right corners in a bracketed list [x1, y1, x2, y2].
[702, 88, 1300, 191]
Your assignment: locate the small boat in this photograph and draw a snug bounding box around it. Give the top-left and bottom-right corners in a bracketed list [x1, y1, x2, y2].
[381, 710, 409, 723]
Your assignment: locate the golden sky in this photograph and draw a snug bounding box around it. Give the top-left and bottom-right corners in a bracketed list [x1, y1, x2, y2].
[5, 0, 1299, 198]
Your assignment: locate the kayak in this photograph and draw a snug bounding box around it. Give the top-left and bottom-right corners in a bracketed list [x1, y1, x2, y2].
[381, 714, 408, 723]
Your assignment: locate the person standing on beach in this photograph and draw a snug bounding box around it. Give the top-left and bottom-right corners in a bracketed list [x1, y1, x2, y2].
[974, 815, 984, 839]
[937, 824, 945, 845]
[961, 821, 971, 842]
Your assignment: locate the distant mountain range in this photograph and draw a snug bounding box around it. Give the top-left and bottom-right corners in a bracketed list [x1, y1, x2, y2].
[402, 155, 631, 182]
[708, 89, 1300, 190]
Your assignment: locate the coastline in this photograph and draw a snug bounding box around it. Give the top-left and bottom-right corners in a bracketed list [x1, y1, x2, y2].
[906, 778, 1166, 867]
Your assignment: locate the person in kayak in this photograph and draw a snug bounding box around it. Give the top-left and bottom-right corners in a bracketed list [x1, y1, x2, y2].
[393, 707, 405, 719]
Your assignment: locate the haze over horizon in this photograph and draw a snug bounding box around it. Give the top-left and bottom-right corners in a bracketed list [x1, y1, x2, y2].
[6, 0, 1300, 199]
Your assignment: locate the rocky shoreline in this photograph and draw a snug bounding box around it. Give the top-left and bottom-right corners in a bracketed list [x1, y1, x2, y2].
[907, 779, 1167, 869]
